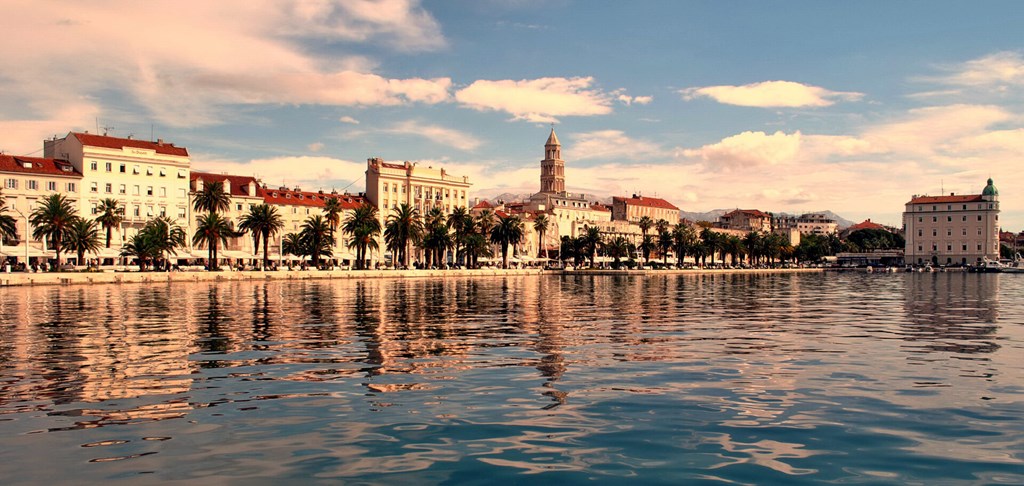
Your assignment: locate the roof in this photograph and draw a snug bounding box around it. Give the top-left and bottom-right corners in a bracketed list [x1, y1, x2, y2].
[908, 194, 984, 204]
[472, 200, 494, 210]
[545, 128, 560, 146]
[73, 132, 189, 157]
[847, 219, 886, 232]
[0, 155, 81, 178]
[983, 178, 998, 197]
[590, 203, 611, 212]
[191, 171, 262, 198]
[263, 187, 366, 209]
[613, 195, 679, 211]
[723, 209, 771, 219]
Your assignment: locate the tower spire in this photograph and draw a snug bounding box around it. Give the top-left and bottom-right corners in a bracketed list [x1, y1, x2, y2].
[540, 128, 564, 193]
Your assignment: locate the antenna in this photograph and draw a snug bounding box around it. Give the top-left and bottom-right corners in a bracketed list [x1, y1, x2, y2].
[101, 125, 115, 136]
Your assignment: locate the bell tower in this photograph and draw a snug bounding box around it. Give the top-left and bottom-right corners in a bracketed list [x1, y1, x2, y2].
[540, 127, 565, 193]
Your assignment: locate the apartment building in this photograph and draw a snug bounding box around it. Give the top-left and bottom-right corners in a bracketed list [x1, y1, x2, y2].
[903, 178, 1000, 265]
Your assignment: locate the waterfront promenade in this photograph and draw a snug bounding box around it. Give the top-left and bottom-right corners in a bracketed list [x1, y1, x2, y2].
[0, 267, 823, 287]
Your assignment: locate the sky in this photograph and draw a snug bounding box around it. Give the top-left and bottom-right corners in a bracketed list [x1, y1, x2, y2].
[2, 0, 1024, 228]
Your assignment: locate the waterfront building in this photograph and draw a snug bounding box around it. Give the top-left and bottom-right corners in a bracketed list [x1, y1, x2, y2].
[43, 132, 191, 246]
[773, 213, 838, 236]
[0, 155, 82, 264]
[262, 185, 365, 265]
[611, 194, 680, 226]
[902, 178, 1000, 265]
[189, 172, 266, 260]
[524, 129, 610, 241]
[718, 209, 772, 233]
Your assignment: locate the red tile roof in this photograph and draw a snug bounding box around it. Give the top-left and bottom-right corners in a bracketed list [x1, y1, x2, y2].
[191, 171, 263, 198]
[590, 203, 611, 212]
[472, 200, 494, 210]
[723, 209, 771, 218]
[908, 194, 984, 204]
[0, 155, 81, 178]
[613, 195, 679, 211]
[846, 219, 886, 232]
[73, 132, 189, 157]
[263, 187, 365, 209]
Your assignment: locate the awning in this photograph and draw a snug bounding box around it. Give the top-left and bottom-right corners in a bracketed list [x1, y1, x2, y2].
[0, 245, 56, 258]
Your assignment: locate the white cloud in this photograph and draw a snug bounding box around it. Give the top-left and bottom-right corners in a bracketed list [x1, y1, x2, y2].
[307, 142, 325, 152]
[937, 51, 1024, 87]
[861, 104, 1012, 156]
[193, 155, 368, 193]
[0, 0, 448, 132]
[569, 130, 667, 161]
[339, 116, 361, 125]
[455, 77, 615, 122]
[683, 130, 802, 168]
[680, 81, 863, 108]
[615, 93, 654, 105]
[379, 121, 483, 151]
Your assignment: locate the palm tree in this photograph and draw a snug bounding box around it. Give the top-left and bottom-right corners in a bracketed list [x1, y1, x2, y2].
[700, 228, 721, 265]
[659, 229, 674, 264]
[300, 215, 332, 268]
[533, 213, 551, 260]
[282, 232, 305, 262]
[238, 204, 285, 270]
[639, 234, 657, 264]
[743, 232, 761, 265]
[447, 206, 471, 265]
[490, 214, 524, 269]
[192, 212, 236, 269]
[476, 209, 495, 240]
[0, 191, 18, 244]
[94, 198, 124, 248]
[192, 180, 231, 215]
[581, 226, 602, 267]
[341, 203, 381, 270]
[385, 203, 424, 268]
[323, 196, 343, 244]
[724, 235, 744, 267]
[421, 222, 453, 268]
[463, 231, 491, 269]
[29, 193, 78, 271]
[120, 232, 157, 271]
[654, 218, 670, 236]
[673, 223, 696, 267]
[637, 216, 654, 263]
[605, 236, 631, 269]
[122, 216, 186, 271]
[65, 217, 102, 265]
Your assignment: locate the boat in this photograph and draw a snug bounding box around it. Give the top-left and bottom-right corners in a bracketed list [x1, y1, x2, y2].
[1003, 254, 1024, 274]
[972, 258, 1006, 273]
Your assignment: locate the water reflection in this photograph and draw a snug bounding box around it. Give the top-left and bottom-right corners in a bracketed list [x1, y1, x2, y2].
[0, 273, 1021, 484]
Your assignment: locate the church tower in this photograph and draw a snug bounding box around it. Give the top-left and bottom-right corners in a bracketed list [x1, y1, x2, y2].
[540, 128, 565, 193]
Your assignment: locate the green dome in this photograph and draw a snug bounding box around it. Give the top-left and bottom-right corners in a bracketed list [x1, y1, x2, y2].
[982, 178, 998, 196]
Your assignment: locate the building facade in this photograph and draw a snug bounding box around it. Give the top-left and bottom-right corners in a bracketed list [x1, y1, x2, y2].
[0, 155, 83, 264]
[44, 132, 191, 244]
[773, 213, 838, 236]
[718, 209, 772, 233]
[902, 178, 1000, 265]
[611, 194, 680, 225]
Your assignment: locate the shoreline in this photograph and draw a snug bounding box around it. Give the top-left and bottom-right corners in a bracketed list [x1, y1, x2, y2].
[0, 267, 825, 287]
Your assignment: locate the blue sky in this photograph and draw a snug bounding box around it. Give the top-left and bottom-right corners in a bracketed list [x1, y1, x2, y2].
[3, 1, 1023, 227]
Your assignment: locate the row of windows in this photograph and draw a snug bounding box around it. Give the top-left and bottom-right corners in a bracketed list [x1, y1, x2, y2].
[916, 243, 997, 252]
[918, 228, 987, 237]
[89, 161, 186, 178]
[4, 178, 77, 193]
[90, 203, 186, 220]
[89, 183, 186, 198]
[916, 215, 992, 223]
[915, 203, 994, 211]
[381, 182, 467, 201]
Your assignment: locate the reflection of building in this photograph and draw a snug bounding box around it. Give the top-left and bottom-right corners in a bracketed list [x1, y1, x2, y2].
[0, 155, 82, 264]
[718, 209, 772, 233]
[903, 178, 1000, 266]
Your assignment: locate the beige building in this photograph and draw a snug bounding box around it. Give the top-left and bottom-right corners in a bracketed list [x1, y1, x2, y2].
[611, 194, 680, 225]
[774, 213, 838, 236]
[365, 158, 471, 222]
[0, 155, 83, 264]
[903, 178, 1000, 266]
[44, 132, 191, 244]
[719, 209, 772, 233]
[525, 129, 610, 240]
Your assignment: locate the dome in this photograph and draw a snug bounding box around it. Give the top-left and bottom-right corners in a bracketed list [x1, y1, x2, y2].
[982, 178, 998, 196]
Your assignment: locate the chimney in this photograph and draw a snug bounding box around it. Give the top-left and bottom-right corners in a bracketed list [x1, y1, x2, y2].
[223, 178, 231, 194]
[157, 138, 164, 146]
[248, 182, 256, 197]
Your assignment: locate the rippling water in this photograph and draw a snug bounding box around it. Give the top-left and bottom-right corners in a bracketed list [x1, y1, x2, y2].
[0, 273, 1022, 484]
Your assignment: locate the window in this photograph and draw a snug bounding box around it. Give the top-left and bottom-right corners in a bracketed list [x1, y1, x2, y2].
[918, 217, 922, 222]
[179, 189, 186, 198]
[932, 230, 937, 237]
[46, 181, 56, 191]
[383, 183, 389, 192]
[159, 206, 166, 217]
[66, 182, 76, 192]
[105, 162, 112, 172]
[978, 244, 982, 251]
[159, 187, 166, 197]
[133, 165, 140, 174]
[133, 206, 140, 217]
[119, 164, 126, 173]
[119, 184, 126, 195]
[947, 216, 952, 222]
[962, 216, 967, 222]
[159, 168, 166, 177]
[918, 229, 922, 236]
[932, 216, 937, 222]
[146, 206, 153, 217]
[133, 185, 140, 196]
[918, 245, 923, 251]
[90, 161, 98, 171]
[963, 245, 968, 251]
[146, 186, 153, 196]
[962, 205, 967, 210]
[27, 180, 38, 190]
[177, 169, 186, 179]
[236, 203, 242, 211]
[947, 205, 951, 210]
[947, 229, 951, 236]
[90, 182, 98, 193]
[978, 215, 982, 221]
[105, 183, 112, 193]
[962, 229, 967, 236]
[178, 209, 186, 219]
[146, 167, 153, 175]
[5, 178, 17, 189]
[91, 204, 97, 215]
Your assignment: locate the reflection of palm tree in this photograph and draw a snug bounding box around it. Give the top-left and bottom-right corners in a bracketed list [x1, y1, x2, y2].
[65, 217, 102, 264]
[385, 203, 423, 267]
[29, 193, 78, 271]
[95, 198, 124, 249]
[490, 214, 524, 269]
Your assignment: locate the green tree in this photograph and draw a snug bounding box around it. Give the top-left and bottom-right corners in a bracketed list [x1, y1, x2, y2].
[476, 209, 495, 240]
[192, 181, 231, 268]
[282, 232, 305, 261]
[0, 190, 18, 244]
[672, 223, 697, 267]
[323, 196, 343, 245]
[300, 215, 333, 268]
[341, 203, 381, 270]
[447, 206, 472, 265]
[533, 213, 551, 260]
[463, 229, 491, 269]
[238, 204, 285, 270]
[29, 193, 78, 271]
[192, 212, 236, 269]
[65, 217, 102, 265]
[385, 203, 424, 268]
[639, 234, 657, 264]
[700, 228, 722, 266]
[581, 226, 602, 267]
[605, 235, 632, 269]
[724, 235, 744, 266]
[659, 229, 674, 265]
[490, 214, 524, 269]
[94, 198, 124, 249]
[637, 216, 654, 264]
[121, 216, 186, 271]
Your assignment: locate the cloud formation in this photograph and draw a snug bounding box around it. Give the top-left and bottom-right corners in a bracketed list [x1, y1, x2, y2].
[680, 81, 863, 108]
[373, 121, 483, 151]
[455, 77, 615, 123]
[937, 51, 1024, 87]
[569, 130, 668, 161]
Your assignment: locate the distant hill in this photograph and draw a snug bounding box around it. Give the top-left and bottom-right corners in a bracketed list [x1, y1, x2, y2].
[481, 192, 612, 205]
[682, 209, 856, 229]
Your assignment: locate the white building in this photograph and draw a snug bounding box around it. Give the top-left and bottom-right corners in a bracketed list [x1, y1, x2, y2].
[903, 178, 1000, 266]
[0, 155, 82, 265]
